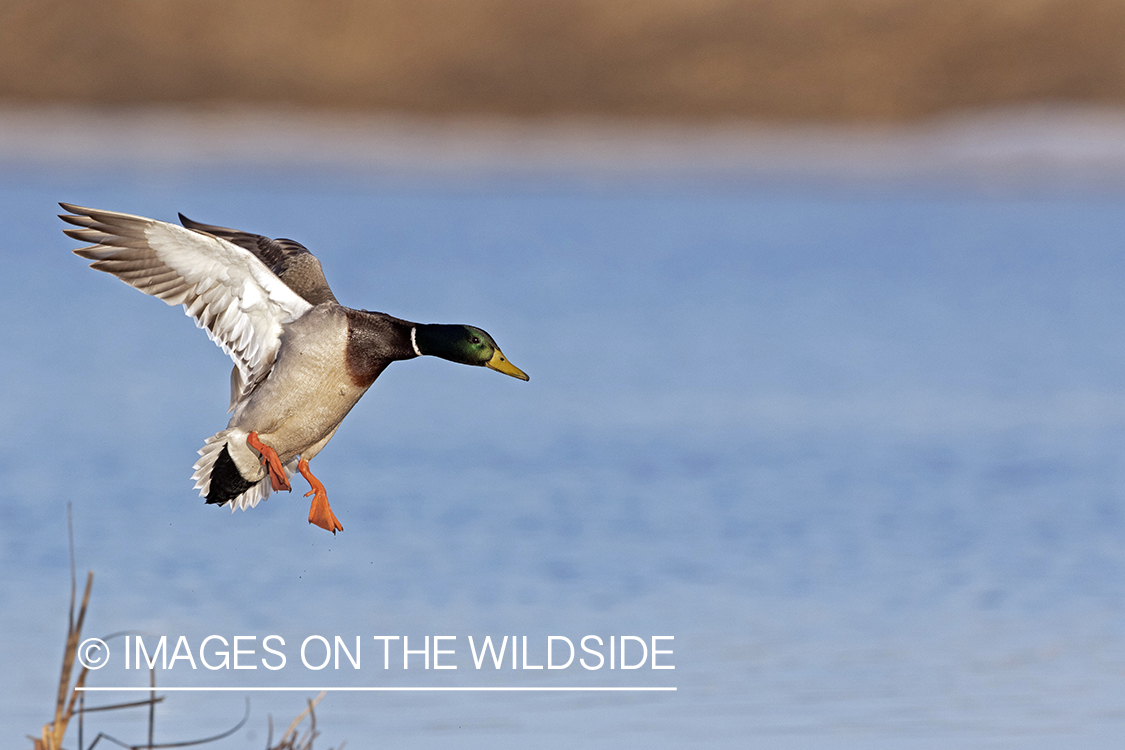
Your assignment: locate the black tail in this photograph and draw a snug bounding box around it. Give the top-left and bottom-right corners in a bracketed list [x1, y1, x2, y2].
[205, 444, 257, 505]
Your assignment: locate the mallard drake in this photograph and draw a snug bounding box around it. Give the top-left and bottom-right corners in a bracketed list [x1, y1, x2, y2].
[61, 203, 528, 534]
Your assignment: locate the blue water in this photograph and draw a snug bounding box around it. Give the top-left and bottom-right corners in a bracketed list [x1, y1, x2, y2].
[4, 162, 1125, 748]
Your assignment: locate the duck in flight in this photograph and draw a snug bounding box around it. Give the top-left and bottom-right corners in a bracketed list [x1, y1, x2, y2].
[61, 203, 528, 534]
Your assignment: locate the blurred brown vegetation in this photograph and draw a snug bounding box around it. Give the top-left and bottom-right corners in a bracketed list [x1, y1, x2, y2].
[3, 0, 1125, 121]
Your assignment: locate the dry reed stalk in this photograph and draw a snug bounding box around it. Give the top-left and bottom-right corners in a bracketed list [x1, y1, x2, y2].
[30, 507, 341, 749]
[32, 560, 93, 747]
[267, 691, 345, 750]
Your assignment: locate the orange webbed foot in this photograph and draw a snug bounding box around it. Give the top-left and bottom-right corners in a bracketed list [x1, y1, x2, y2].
[300, 458, 342, 534]
[247, 431, 291, 492]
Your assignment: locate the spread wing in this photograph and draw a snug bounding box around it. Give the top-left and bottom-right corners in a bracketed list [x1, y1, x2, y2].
[61, 203, 314, 406]
[177, 214, 338, 306]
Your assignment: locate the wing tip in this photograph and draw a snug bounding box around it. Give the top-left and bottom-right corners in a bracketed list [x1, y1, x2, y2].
[58, 201, 94, 221]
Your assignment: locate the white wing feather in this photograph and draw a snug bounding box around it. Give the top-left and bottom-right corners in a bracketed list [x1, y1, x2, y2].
[61, 203, 313, 397]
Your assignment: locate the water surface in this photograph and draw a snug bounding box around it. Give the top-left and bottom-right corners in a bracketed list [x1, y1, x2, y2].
[3, 157, 1125, 748]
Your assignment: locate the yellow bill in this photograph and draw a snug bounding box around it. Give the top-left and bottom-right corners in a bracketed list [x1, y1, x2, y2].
[486, 348, 529, 381]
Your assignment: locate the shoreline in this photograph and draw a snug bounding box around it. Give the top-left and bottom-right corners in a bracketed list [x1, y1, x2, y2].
[8, 104, 1125, 188]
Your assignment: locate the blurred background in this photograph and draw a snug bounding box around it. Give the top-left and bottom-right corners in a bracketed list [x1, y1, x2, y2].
[6, 2, 1125, 749]
[4, 0, 1125, 120]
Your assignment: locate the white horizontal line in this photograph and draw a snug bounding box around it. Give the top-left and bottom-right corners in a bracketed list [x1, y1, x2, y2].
[77, 686, 676, 692]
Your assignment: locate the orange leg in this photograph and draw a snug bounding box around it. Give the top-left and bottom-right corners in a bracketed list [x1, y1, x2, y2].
[300, 458, 342, 534]
[247, 431, 291, 492]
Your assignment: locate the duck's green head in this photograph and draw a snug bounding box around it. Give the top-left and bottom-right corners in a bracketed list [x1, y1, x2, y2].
[414, 324, 529, 381]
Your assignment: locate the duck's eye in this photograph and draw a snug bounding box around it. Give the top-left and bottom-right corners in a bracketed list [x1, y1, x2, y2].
[470, 336, 481, 345]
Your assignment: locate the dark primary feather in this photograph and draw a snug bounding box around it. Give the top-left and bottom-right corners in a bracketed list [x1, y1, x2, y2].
[178, 213, 339, 306]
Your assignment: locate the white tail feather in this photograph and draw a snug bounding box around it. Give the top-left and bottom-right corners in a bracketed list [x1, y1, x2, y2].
[192, 428, 295, 511]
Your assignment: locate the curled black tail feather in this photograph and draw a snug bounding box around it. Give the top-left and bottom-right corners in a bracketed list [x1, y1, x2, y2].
[205, 444, 256, 505]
